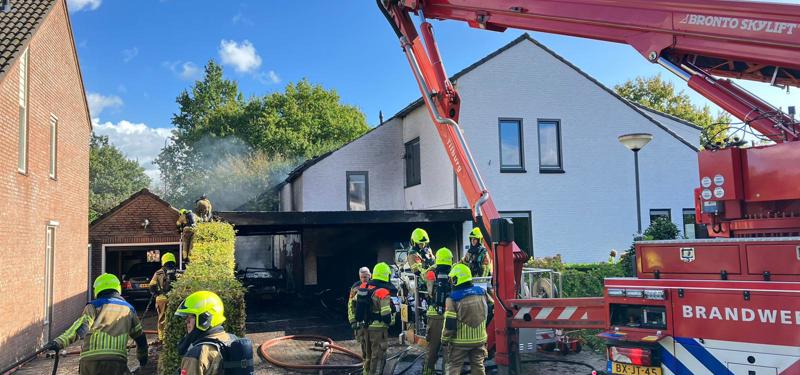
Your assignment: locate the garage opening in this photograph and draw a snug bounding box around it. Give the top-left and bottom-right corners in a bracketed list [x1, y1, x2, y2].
[103, 243, 179, 303]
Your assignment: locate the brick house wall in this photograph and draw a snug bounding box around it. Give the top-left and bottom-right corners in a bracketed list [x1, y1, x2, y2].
[89, 189, 181, 280]
[0, 0, 91, 368]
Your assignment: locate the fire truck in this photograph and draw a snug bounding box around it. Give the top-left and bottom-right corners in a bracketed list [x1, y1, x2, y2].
[378, 1, 800, 374]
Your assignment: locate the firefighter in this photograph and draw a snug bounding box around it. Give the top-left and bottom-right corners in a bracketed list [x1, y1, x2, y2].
[462, 228, 492, 278]
[177, 209, 197, 259]
[175, 291, 235, 375]
[363, 262, 396, 375]
[45, 273, 148, 375]
[348, 267, 372, 359]
[195, 195, 212, 222]
[407, 228, 435, 275]
[443, 264, 493, 375]
[422, 247, 454, 375]
[148, 252, 178, 342]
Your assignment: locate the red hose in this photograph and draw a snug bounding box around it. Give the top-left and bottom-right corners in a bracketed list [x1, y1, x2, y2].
[258, 335, 363, 370]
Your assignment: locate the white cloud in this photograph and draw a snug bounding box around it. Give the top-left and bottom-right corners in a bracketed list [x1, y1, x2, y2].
[92, 118, 173, 182]
[232, 12, 254, 26]
[163, 61, 202, 80]
[67, 0, 101, 11]
[87, 92, 123, 117]
[122, 47, 139, 63]
[255, 70, 281, 85]
[219, 39, 262, 73]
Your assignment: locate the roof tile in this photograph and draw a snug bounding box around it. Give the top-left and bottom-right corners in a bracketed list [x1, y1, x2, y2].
[0, 0, 57, 77]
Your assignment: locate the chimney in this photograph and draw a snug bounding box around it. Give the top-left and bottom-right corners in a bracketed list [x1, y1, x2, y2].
[379, 110, 384, 124]
[2, 0, 11, 13]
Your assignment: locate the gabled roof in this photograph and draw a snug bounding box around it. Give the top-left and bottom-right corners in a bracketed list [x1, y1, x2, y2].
[0, 0, 57, 81]
[628, 101, 704, 131]
[282, 33, 703, 186]
[390, 34, 700, 151]
[90, 188, 178, 228]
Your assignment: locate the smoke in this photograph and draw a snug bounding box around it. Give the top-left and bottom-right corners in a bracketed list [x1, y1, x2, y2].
[165, 135, 294, 211]
[234, 235, 273, 270]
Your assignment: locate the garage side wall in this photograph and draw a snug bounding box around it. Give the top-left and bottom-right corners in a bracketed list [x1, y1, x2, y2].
[89, 192, 181, 280]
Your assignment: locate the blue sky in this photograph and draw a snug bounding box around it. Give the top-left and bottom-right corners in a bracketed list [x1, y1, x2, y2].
[68, 0, 800, 180]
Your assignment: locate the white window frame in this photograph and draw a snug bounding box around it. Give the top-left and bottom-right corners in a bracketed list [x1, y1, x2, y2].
[44, 226, 56, 333]
[18, 48, 29, 174]
[49, 114, 58, 179]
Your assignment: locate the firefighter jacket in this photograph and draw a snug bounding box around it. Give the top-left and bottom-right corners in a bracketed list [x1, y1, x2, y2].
[347, 280, 361, 325]
[424, 264, 452, 318]
[179, 327, 234, 375]
[462, 245, 492, 278]
[148, 266, 176, 301]
[177, 211, 197, 232]
[55, 293, 147, 363]
[442, 283, 492, 347]
[195, 199, 212, 219]
[368, 280, 396, 330]
[407, 246, 434, 274]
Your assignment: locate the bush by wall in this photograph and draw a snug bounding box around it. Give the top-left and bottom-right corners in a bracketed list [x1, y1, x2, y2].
[158, 222, 246, 374]
[526, 254, 626, 352]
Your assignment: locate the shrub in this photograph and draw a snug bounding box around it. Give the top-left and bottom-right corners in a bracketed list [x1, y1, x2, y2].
[643, 217, 680, 240]
[526, 256, 627, 352]
[158, 222, 246, 374]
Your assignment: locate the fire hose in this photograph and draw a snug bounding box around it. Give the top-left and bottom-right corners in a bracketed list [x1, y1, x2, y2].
[258, 335, 363, 370]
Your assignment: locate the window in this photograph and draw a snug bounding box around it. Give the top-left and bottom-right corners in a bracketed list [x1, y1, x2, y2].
[49, 115, 57, 179]
[682, 208, 708, 239]
[347, 171, 368, 211]
[43, 226, 55, 337]
[500, 211, 533, 256]
[649, 209, 671, 223]
[499, 119, 524, 172]
[537, 119, 563, 172]
[18, 48, 29, 173]
[405, 138, 421, 187]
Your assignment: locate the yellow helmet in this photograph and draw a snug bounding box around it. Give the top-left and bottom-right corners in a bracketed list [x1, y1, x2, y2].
[469, 227, 483, 240]
[372, 262, 391, 282]
[449, 263, 473, 286]
[435, 247, 453, 266]
[93, 273, 121, 297]
[411, 228, 429, 246]
[175, 291, 226, 331]
[161, 252, 176, 266]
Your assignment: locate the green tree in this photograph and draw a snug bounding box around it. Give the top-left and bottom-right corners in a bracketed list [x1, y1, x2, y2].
[156, 61, 369, 209]
[240, 79, 369, 158]
[89, 134, 151, 221]
[615, 75, 730, 147]
[643, 217, 681, 240]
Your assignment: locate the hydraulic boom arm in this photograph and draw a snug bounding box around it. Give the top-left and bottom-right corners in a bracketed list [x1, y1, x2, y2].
[378, 0, 800, 372]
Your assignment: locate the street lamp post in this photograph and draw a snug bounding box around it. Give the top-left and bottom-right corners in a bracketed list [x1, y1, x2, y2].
[618, 133, 653, 234]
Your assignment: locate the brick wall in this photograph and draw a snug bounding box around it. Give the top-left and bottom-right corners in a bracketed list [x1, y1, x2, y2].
[0, 0, 91, 368]
[89, 190, 181, 279]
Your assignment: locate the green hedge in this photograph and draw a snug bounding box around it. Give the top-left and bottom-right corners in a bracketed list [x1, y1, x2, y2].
[526, 255, 625, 298]
[527, 255, 626, 352]
[158, 222, 246, 374]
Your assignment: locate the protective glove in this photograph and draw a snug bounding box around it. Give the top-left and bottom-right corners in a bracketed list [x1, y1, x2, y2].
[350, 322, 360, 330]
[44, 340, 61, 351]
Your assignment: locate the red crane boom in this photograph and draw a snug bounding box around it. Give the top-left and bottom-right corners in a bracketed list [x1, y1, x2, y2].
[378, 0, 800, 372]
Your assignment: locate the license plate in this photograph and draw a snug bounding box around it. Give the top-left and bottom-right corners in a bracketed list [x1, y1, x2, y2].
[139, 283, 149, 288]
[610, 362, 662, 375]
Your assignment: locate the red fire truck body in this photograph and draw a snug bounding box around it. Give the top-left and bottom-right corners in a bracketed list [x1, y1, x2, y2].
[604, 238, 800, 374]
[378, 1, 800, 373]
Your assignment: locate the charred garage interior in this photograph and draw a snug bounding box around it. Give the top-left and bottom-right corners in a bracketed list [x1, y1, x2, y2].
[218, 209, 472, 298]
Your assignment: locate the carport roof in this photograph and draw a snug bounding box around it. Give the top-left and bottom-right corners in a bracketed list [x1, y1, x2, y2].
[217, 209, 472, 227]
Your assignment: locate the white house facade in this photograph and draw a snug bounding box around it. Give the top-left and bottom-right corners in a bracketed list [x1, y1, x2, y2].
[279, 34, 703, 263]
